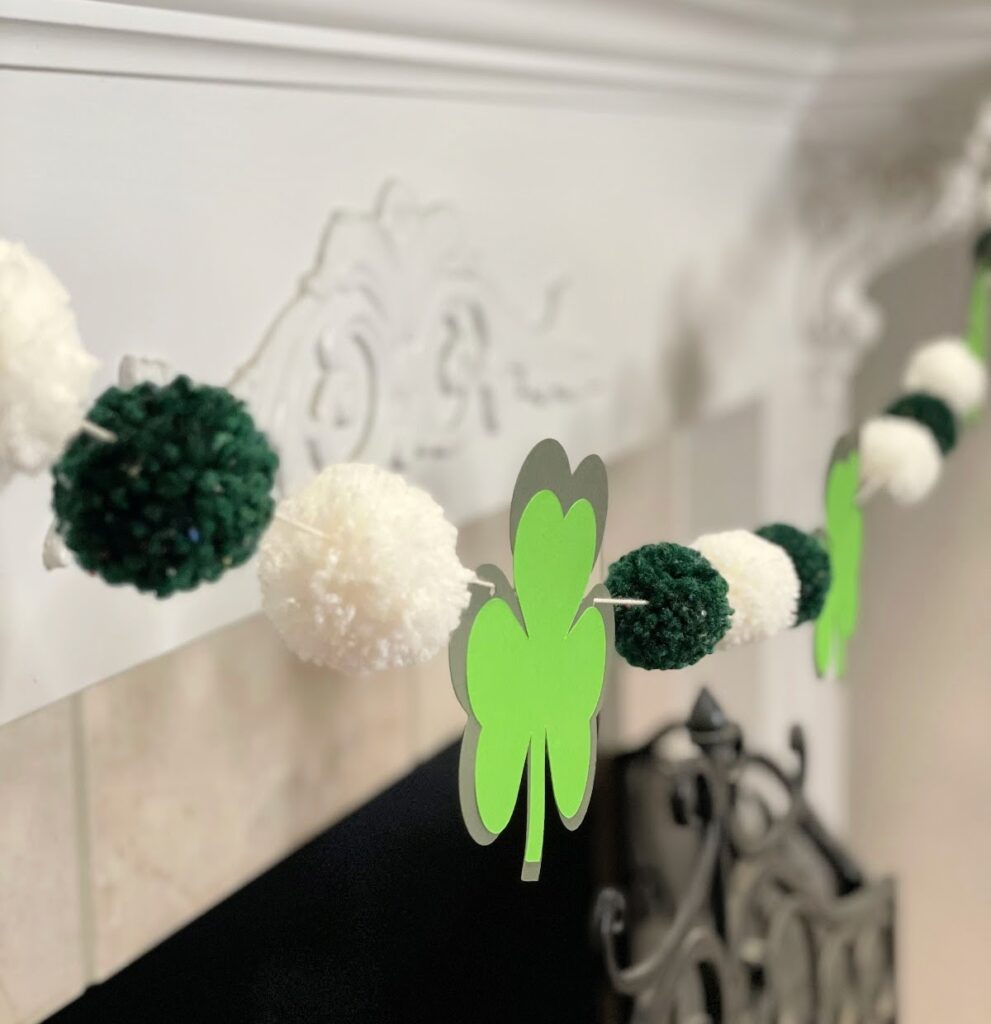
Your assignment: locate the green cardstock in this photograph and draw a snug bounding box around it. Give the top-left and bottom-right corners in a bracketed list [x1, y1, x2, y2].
[967, 264, 989, 365]
[814, 441, 863, 679]
[449, 439, 613, 881]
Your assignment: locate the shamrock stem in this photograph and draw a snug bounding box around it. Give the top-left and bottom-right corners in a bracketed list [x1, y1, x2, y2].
[522, 732, 546, 881]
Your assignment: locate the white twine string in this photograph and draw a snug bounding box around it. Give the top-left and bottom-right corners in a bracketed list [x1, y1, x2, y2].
[80, 430, 648, 609]
[467, 577, 643, 605]
[273, 521, 500, 599]
[274, 512, 331, 541]
[856, 477, 883, 506]
[79, 419, 117, 443]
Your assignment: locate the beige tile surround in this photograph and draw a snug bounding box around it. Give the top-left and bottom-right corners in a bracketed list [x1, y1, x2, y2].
[0, 703, 85, 1024]
[0, 440, 762, 1021]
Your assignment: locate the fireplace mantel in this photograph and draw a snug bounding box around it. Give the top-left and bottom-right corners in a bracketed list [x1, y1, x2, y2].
[3, 0, 989, 726]
[1, 6, 991, 1018]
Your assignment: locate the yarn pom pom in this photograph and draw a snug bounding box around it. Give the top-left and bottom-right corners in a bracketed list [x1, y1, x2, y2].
[605, 543, 731, 670]
[691, 530, 799, 648]
[754, 523, 831, 625]
[259, 463, 473, 673]
[885, 392, 957, 454]
[903, 337, 987, 417]
[0, 240, 97, 486]
[53, 376, 278, 596]
[859, 415, 942, 505]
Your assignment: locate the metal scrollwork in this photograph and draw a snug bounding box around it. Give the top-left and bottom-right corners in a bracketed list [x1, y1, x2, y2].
[594, 689, 896, 1024]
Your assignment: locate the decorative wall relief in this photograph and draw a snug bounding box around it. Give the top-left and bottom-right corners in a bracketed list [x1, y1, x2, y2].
[229, 182, 597, 493]
[795, 99, 991, 386]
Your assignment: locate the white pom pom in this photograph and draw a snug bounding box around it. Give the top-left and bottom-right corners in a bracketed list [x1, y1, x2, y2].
[859, 415, 942, 505]
[903, 336, 987, 417]
[691, 530, 799, 648]
[0, 240, 98, 486]
[259, 463, 472, 673]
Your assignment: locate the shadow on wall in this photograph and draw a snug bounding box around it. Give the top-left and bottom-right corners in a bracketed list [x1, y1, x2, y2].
[851, 236, 991, 1024]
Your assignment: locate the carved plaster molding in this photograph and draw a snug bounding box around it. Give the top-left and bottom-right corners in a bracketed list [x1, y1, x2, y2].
[230, 182, 597, 493]
[793, 98, 991, 393]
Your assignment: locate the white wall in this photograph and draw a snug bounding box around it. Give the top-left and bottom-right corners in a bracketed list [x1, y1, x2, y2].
[0, 0, 816, 724]
[851, 237, 991, 1024]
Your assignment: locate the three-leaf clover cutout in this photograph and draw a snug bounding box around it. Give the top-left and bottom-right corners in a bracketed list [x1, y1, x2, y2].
[450, 439, 613, 881]
[814, 447, 864, 678]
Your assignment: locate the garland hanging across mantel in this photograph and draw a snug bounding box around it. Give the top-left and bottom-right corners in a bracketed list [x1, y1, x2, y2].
[1, 231, 988, 879]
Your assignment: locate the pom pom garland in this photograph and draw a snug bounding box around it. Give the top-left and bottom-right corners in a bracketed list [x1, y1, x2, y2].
[691, 530, 799, 647]
[258, 463, 473, 674]
[754, 523, 831, 625]
[605, 543, 731, 670]
[903, 337, 987, 418]
[885, 392, 957, 455]
[4, 215, 986, 684]
[0, 240, 97, 487]
[53, 376, 278, 596]
[858, 415, 942, 505]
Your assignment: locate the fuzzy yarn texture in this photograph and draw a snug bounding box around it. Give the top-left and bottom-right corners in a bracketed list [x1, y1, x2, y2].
[903, 337, 987, 417]
[53, 376, 278, 596]
[0, 240, 97, 486]
[259, 463, 473, 673]
[605, 543, 731, 671]
[885, 392, 957, 455]
[691, 530, 800, 648]
[754, 523, 831, 625]
[859, 415, 942, 505]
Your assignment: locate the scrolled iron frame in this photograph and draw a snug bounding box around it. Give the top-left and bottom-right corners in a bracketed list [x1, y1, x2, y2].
[594, 689, 896, 1023]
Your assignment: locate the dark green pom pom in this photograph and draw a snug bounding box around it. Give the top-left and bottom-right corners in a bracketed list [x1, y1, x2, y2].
[754, 523, 831, 625]
[885, 391, 957, 454]
[974, 227, 991, 266]
[53, 376, 278, 597]
[605, 543, 732, 671]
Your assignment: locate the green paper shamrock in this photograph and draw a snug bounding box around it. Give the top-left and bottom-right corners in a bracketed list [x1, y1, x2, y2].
[450, 440, 612, 881]
[814, 448, 863, 679]
[967, 265, 989, 364]
[967, 264, 989, 424]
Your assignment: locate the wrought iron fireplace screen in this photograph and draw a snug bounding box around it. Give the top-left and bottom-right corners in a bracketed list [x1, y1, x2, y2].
[594, 689, 896, 1023]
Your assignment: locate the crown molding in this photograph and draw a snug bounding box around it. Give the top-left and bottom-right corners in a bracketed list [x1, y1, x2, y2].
[797, 5, 991, 141]
[0, 0, 840, 112]
[8, 1, 989, 122]
[89, 0, 850, 47]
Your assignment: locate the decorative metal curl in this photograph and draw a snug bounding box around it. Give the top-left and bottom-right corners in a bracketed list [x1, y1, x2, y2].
[594, 688, 895, 1024]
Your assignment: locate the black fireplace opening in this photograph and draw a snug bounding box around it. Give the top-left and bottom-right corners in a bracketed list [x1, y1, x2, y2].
[48, 742, 604, 1024]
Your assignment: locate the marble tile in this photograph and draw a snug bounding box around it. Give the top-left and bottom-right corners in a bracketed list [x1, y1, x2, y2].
[80, 614, 415, 981]
[0, 701, 85, 1024]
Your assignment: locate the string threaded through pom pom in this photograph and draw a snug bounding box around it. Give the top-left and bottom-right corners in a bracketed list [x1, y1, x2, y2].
[605, 543, 731, 670]
[885, 392, 957, 454]
[0, 240, 97, 485]
[259, 463, 473, 673]
[754, 523, 831, 625]
[691, 530, 800, 647]
[52, 376, 278, 596]
[903, 337, 987, 417]
[859, 415, 942, 505]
